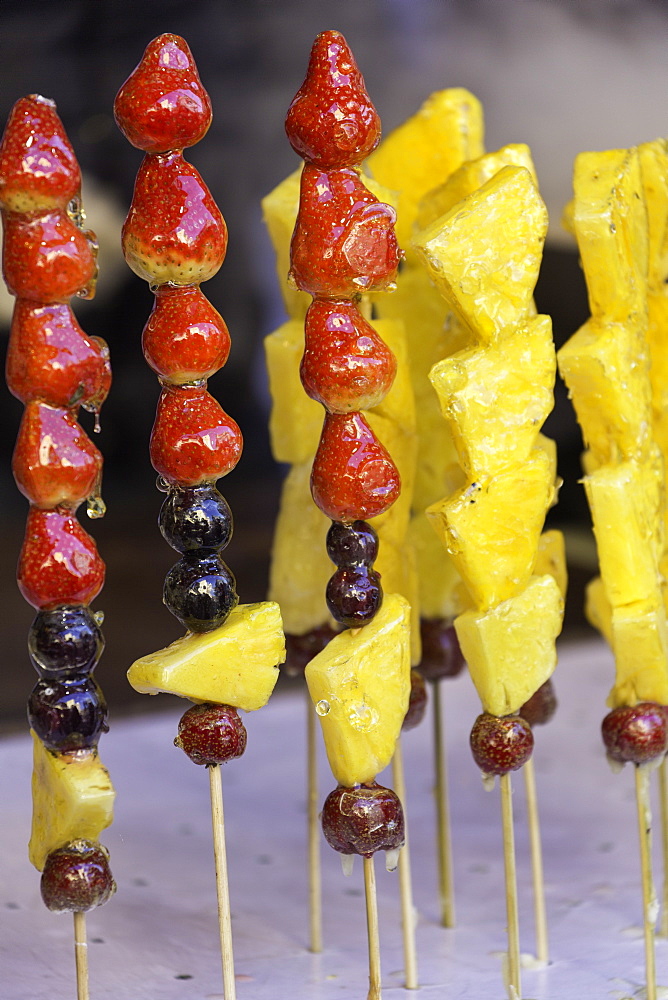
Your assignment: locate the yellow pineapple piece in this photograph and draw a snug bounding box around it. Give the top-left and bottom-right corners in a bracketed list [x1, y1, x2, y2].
[369, 319, 416, 431]
[647, 291, 668, 419]
[128, 603, 285, 709]
[305, 593, 411, 786]
[638, 140, 668, 289]
[429, 314, 555, 478]
[368, 88, 484, 253]
[534, 530, 568, 598]
[536, 432, 559, 492]
[30, 736, 114, 870]
[585, 576, 613, 646]
[261, 167, 310, 320]
[265, 319, 321, 465]
[407, 513, 469, 620]
[375, 535, 421, 663]
[414, 166, 547, 344]
[454, 574, 563, 716]
[572, 148, 648, 323]
[427, 448, 554, 610]
[609, 598, 668, 708]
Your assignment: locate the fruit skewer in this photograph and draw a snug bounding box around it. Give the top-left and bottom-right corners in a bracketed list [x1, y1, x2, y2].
[114, 35, 285, 1000]
[0, 95, 115, 999]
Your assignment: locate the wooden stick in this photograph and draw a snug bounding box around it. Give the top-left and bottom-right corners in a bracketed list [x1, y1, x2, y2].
[363, 856, 382, 1000]
[658, 758, 668, 938]
[500, 772, 521, 1000]
[432, 680, 455, 927]
[209, 764, 237, 1000]
[392, 739, 418, 988]
[523, 757, 548, 964]
[73, 910, 89, 1000]
[635, 765, 657, 1000]
[306, 692, 322, 952]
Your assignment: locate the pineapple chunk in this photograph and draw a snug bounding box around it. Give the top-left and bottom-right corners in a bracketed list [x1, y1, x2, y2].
[375, 535, 421, 664]
[261, 167, 310, 320]
[29, 735, 114, 870]
[127, 603, 285, 709]
[572, 148, 648, 322]
[429, 314, 555, 477]
[647, 291, 668, 418]
[265, 319, 321, 465]
[407, 513, 469, 620]
[369, 319, 416, 431]
[427, 448, 554, 611]
[585, 576, 613, 646]
[455, 574, 563, 716]
[534, 530, 568, 598]
[638, 140, 668, 289]
[305, 593, 411, 786]
[609, 599, 668, 708]
[413, 166, 547, 344]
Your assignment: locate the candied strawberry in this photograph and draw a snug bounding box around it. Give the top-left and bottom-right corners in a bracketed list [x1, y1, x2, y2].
[311, 411, 400, 521]
[470, 713, 534, 776]
[602, 702, 668, 765]
[0, 95, 81, 213]
[114, 34, 212, 153]
[41, 840, 115, 912]
[18, 506, 105, 608]
[6, 300, 110, 408]
[13, 402, 102, 508]
[2, 210, 97, 302]
[301, 298, 396, 412]
[150, 384, 242, 486]
[142, 285, 230, 382]
[122, 151, 227, 286]
[285, 30, 381, 170]
[290, 165, 400, 298]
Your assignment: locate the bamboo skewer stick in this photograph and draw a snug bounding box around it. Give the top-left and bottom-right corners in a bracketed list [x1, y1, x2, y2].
[363, 856, 382, 1000]
[635, 766, 657, 1000]
[500, 772, 521, 1000]
[73, 911, 90, 1000]
[306, 693, 323, 952]
[523, 757, 548, 964]
[209, 764, 237, 1000]
[392, 739, 418, 989]
[432, 681, 455, 927]
[658, 758, 668, 938]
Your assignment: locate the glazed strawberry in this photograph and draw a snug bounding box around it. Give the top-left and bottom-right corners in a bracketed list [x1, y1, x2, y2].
[18, 506, 105, 608]
[285, 30, 381, 170]
[122, 151, 227, 286]
[150, 384, 242, 486]
[142, 285, 230, 382]
[311, 411, 400, 521]
[2, 210, 97, 302]
[290, 165, 400, 297]
[301, 298, 396, 412]
[0, 95, 81, 213]
[13, 402, 102, 508]
[6, 300, 110, 408]
[470, 713, 534, 776]
[114, 34, 212, 153]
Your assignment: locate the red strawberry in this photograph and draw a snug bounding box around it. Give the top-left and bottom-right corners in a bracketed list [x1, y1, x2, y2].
[13, 402, 102, 508]
[122, 151, 227, 285]
[290, 165, 400, 298]
[0, 95, 81, 213]
[114, 34, 212, 154]
[6, 300, 111, 408]
[150, 384, 242, 486]
[301, 298, 396, 412]
[2, 210, 97, 302]
[142, 285, 230, 382]
[311, 410, 400, 521]
[285, 30, 380, 170]
[18, 506, 105, 608]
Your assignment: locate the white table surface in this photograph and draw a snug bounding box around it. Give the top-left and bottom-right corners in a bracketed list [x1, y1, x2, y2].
[2, 638, 668, 1000]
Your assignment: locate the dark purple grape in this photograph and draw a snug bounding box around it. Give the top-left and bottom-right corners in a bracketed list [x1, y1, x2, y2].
[416, 619, 466, 682]
[28, 606, 104, 679]
[284, 625, 338, 677]
[159, 484, 233, 553]
[163, 552, 238, 632]
[326, 520, 379, 568]
[326, 565, 382, 628]
[175, 703, 247, 765]
[521, 679, 558, 727]
[402, 669, 427, 731]
[28, 676, 108, 752]
[41, 840, 115, 912]
[321, 782, 405, 857]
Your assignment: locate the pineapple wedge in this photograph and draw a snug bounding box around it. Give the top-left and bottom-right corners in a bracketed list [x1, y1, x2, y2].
[534, 529, 568, 598]
[128, 602, 285, 709]
[609, 598, 668, 708]
[407, 513, 470, 620]
[261, 167, 310, 320]
[29, 735, 115, 870]
[638, 139, 668, 289]
[413, 166, 547, 344]
[265, 319, 321, 465]
[375, 535, 421, 664]
[455, 574, 563, 716]
[305, 593, 411, 786]
[585, 576, 613, 646]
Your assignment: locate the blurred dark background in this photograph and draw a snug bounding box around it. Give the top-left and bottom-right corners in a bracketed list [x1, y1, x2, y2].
[1, 0, 666, 729]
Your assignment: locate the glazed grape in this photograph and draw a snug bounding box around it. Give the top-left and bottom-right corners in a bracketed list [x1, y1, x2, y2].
[601, 702, 668, 765]
[326, 519, 378, 567]
[284, 625, 338, 677]
[469, 713, 534, 775]
[321, 781, 404, 857]
[28, 676, 108, 752]
[416, 619, 466, 682]
[402, 670, 428, 731]
[175, 702, 247, 766]
[326, 566, 382, 628]
[520, 679, 557, 727]
[41, 840, 115, 912]
[159, 484, 233, 553]
[28, 605, 104, 678]
[163, 551, 238, 632]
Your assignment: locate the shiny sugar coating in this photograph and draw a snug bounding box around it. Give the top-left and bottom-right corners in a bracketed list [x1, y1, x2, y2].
[28, 605, 104, 678]
[18, 507, 105, 609]
[142, 285, 230, 382]
[150, 384, 242, 486]
[2, 209, 97, 302]
[321, 781, 405, 858]
[326, 565, 382, 628]
[601, 702, 668, 765]
[175, 702, 247, 766]
[114, 34, 212, 153]
[285, 30, 380, 170]
[402, 670, 428, 731]
[311, 410, 400, 522]
[122, 151, 227, 286]
[469, 713, 534, 776]
[159, 483, 233, 552]
[301, 298, 396, 412]
[290, 165, 400, 298]
[0, 95, 81, 213]
[28, 675, 108, 753]
[40, 840, 115, 912]
[7, 300, 110, 408]
[163, 551, 238, 632]
[416, 619, 466, 683]
[326, 519, 378, 567]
